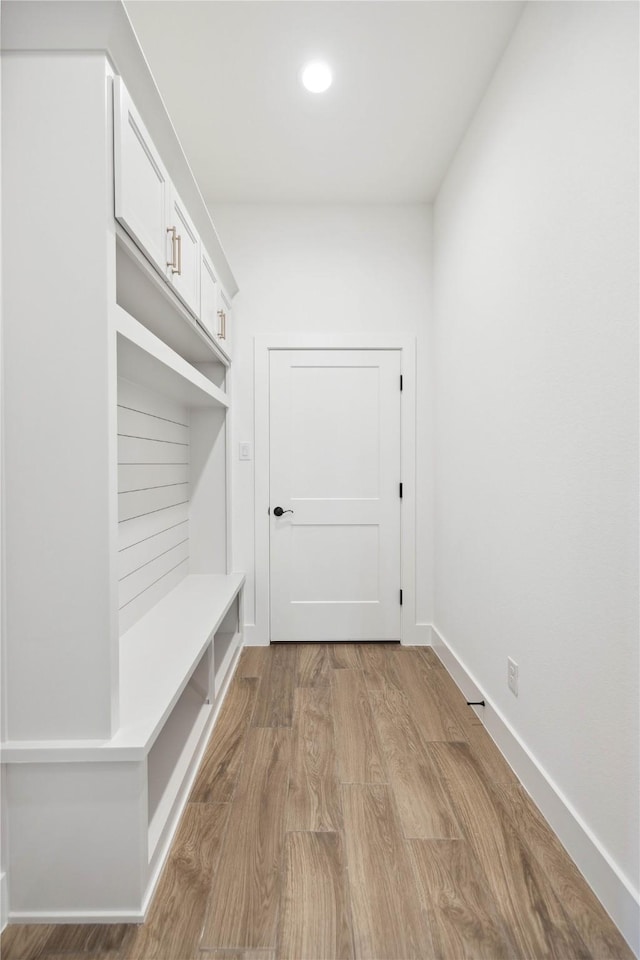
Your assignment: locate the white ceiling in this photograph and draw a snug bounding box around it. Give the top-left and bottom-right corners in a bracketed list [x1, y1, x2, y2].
[125, 1, 523, 204]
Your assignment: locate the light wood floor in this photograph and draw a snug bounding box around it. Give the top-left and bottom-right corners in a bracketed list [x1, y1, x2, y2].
[2, 644, 633, 960]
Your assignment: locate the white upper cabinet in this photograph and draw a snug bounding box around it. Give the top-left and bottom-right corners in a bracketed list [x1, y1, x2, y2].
[114, 76, 221, 334]
[200, 252, 219, 341]
[166, 187, 201, 317]
[200, 251, 231, 359]
[113, 76, 234, 351]
[114, 77, 169, 275]
[218, 286, 233, 357]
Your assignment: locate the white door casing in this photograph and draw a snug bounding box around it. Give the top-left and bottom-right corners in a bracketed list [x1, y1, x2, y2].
[252, 335, 417, 649]
[269, 350, 402, 642]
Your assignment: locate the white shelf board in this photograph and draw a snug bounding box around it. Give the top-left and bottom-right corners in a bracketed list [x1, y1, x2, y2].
[116, 305, 229, 409]
[0, 738, 122, 763]
[0, 573, 245, 763]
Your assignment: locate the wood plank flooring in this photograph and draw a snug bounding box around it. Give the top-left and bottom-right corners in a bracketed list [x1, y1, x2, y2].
[407, 838, 518, 959]
[279, 832, 353, 960]
[2, 644, 633, 960]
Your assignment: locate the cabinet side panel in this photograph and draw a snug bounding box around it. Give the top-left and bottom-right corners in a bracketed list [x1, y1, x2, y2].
[7, 761, 146, 916]
[2, 54, 116, 739]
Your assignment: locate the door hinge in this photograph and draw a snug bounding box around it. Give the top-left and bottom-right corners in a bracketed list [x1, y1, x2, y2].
[400, 589, 403, 606]
[400, 374, 403, 391]
[399, 482, 403, 499]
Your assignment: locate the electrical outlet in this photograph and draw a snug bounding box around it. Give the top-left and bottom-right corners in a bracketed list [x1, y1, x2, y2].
[507, 657, 519, 696]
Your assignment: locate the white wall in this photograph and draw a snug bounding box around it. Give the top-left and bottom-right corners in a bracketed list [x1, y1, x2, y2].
[211, 204, 433, 644]
[433, 0, 638, 946]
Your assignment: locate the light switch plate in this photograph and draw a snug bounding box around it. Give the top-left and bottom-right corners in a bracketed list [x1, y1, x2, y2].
[239, 442, 252, 461]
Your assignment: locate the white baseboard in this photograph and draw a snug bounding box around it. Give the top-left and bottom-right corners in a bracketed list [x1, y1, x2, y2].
[1, 871, 8, 933]
[8, 908, 145, 924]
[431, 623, 640, 958]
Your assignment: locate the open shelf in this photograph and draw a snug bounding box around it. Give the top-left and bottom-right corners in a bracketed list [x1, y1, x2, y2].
[116, 305, 229, 409]
[212, 597, 242, 697]
[146, 680, 211, 858]
[115, 227, 230, 367]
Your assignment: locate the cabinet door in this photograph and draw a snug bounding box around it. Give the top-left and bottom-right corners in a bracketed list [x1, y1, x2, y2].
[200, 252, 221, 344]
[166, 187, 201, 318]
[113, 77, 169, 274]
[217, 288, 233, 360]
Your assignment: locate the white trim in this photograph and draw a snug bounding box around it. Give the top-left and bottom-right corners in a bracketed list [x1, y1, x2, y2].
[431, 623, 640, 957]
[253, 334, 417, 646]
[1, 872, 8, 933]
[242, 623, 268, 647]
[412, 622, 434, 647]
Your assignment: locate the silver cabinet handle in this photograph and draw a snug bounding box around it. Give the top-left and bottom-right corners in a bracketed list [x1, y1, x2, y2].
[166, 226, 178, 271]
[175, 232, 182, 276]
[217, 309, 226, 339]
[167, 227, 182, 275]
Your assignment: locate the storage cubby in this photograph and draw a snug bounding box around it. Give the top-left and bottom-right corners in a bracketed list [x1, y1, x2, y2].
[214, 597, 242, 697]
[115, 304, 230, 635]
[147, 645, 212, 859]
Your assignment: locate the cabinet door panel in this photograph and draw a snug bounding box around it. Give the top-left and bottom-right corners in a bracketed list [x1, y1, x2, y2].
[200, 252, 223, 347]
[217, 288, 233, 360]
[114, 77, 169, 274]
[166, 188, 201, 318]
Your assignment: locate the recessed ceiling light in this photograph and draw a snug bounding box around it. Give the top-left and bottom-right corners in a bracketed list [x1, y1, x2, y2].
[301, 61, 332, 94]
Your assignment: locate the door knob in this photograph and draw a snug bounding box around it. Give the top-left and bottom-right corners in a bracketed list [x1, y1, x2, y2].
[273, 506, 294, 517]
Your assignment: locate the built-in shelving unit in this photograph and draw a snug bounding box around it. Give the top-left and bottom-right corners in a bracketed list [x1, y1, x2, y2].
[1, 0, 243, 925]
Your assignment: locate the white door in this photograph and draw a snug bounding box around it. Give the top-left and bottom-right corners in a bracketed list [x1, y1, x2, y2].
[270, 350, 402, 642]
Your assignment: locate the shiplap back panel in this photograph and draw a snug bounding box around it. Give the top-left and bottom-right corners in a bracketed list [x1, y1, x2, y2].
[118, 378, 190, 634]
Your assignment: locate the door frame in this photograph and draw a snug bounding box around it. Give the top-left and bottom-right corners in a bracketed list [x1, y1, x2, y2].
[252, 333, 417, 647]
